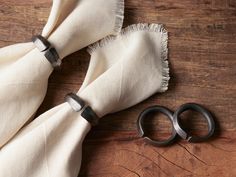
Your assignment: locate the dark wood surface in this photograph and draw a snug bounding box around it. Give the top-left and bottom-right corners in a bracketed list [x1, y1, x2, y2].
[0, 0, 236, 176]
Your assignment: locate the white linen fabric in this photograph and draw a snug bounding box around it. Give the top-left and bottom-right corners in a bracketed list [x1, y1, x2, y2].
[0, 24, 169, 177]
[0, 0, 124, 147]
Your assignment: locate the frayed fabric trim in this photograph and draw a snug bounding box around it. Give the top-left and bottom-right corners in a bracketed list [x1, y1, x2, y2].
[158, 25, 169, 92]
[87, 23, 170, 92]
[113, 0, 125, 34]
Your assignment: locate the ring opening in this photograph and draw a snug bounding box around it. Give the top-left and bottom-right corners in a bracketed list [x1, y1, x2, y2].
[178, 109, 209, 137]
[142, 111, 173, 141]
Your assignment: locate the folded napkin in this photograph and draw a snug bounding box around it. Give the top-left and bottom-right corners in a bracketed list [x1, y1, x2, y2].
[0, 0, 124, 147]
[0, 24, 169, 177]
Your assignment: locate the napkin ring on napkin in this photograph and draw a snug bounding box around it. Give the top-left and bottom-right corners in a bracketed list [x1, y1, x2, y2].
[32, 35, 61, 68]
[65, 93, 99, 126]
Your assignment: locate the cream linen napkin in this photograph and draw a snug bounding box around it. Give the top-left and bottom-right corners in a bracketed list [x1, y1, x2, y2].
[0, 24, 169, 177]
[0, 0, 124, 147]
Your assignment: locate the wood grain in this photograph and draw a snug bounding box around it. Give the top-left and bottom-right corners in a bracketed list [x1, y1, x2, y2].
[0, 0, 236, 176]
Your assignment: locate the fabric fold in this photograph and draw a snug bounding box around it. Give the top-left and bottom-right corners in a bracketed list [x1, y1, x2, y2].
[0, 24, 169, 177]
[79, 23, 169, 116]
[0, 0, 124, 147]
[80, 23, 169, 92]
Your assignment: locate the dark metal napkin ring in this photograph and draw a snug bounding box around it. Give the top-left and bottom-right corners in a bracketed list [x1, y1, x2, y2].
[137, 106, 177, 146]
[173, 103, 215, 143]
[65, 93, 99, 126]
[32, 35, 61, 68]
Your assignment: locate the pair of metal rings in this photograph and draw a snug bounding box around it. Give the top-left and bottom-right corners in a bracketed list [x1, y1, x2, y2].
[65, 93, 99, 126]
[137, 103, 215, 146]
[32, 35, 61, 68]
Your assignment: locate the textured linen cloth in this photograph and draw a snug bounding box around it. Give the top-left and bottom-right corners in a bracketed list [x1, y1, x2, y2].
[0, 0, 124, 147]
[0, 24, 169, 177]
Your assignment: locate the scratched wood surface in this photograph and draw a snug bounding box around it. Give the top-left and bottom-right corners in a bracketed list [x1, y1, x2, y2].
[0, 0, 236, 176]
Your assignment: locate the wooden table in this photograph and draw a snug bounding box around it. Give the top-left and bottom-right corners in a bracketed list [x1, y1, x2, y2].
[0, 0, 236, 176]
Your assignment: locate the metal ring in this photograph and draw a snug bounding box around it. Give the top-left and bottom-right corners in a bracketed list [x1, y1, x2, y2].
[32, 35, 50, 52]
[81, 106, 99, 126]
[173, 103, 215, 143]
[32, 35, 61, 68]
[65, 93, 85, 112]
[137, 106, 177, 146]
[65, 93, 99, 126]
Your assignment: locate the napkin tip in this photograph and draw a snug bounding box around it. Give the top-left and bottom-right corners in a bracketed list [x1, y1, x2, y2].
[87, 23, 170, 92]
